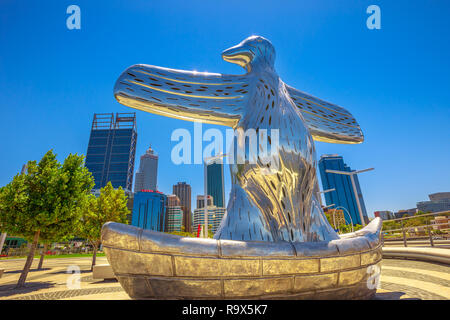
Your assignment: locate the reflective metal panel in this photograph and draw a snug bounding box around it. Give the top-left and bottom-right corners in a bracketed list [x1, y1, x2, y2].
[114, 35, 364, 242]
[102, 219, 382, 299]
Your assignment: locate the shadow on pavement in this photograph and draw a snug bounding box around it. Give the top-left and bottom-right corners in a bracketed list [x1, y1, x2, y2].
[5, 268, 52, 274]
[0, 281, 56, 298]
[374, 291, 420, 300]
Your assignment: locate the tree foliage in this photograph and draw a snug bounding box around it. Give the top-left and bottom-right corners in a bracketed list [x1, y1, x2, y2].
[324, 212, 362, 234]
[0, 150, 93, 240]
[78, 182, 129, 269]
[0, 150, 94, 286]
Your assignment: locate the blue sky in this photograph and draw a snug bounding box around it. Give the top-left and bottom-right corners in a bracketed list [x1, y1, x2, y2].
[1, 0, 449, 218]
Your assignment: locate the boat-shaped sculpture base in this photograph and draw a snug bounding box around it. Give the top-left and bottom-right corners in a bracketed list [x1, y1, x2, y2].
[101, 218, 382, 299]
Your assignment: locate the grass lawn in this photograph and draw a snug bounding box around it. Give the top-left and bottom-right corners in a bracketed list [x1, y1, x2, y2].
[0, 252, 106, 260]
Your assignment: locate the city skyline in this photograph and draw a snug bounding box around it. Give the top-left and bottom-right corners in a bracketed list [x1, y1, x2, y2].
[1, 1, 449, 219]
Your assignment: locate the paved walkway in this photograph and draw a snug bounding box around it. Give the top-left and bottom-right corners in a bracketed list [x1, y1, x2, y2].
[0, 257, 129, 300]
[1, 256, 448, 300]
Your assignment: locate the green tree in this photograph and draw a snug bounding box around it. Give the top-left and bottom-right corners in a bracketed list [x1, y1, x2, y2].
[79, 182, 129, 270]
[37, 220, 83, 270]
[0, 150, 94, 287]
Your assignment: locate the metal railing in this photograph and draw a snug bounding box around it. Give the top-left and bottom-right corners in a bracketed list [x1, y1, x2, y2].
[382, 211, 450, 247]
[1, 242, 102, 258]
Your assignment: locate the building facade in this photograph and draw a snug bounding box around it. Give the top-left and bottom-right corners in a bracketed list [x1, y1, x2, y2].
[325, 208, 346, 229]
[173, 182, 192, 232]
[193, 207, 226, 235]
[85, 113, 137, 192]
[318, 154, 368, 225]
[394, 208, 417, 218]
[374, 211, 395, 220]
[166, 194, 183, 232]
[134, 146, 158, 192]
[207, 160, 225, 208]
[417, 192, 450, 213]
[432, 216, 449, 230]
[196, 195, 213, 209]
[132, 190, 167, 232]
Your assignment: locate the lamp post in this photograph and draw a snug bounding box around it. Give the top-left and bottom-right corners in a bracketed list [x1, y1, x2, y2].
[325, 168, 374, 226]
[203, 153, 226, 238]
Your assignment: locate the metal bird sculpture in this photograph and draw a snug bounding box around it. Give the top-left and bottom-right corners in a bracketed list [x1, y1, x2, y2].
[114, 35, 364, 242]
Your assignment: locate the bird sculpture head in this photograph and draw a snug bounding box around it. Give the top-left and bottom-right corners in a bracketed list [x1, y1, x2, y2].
[222, 35, 275, 72]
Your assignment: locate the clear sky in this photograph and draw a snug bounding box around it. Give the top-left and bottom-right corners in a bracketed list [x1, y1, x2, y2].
[1, 0, 449, 218]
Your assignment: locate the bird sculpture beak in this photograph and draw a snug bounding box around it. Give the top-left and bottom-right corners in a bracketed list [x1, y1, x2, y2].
[222, 44, 254, 71]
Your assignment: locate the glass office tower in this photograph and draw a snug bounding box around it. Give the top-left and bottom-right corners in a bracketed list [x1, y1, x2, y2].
[173, 182, 192, 232]
[207, 160, 225, 208]
[85, 113, 137, 192]
[318, 154, 368, 225]
[166, 195, 183, 232]
[132, 190, 167, 232]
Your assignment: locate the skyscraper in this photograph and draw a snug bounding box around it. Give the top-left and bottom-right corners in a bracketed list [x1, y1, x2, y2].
[132, 190, 166, 232]
[173, 182, 192, 232]
[193, 195, 226, 234]
[318, 154, 368, 225]
[207, 160, 225, 208]
[196, 195, 213, 209]
[166, 195, 183, 232]
[134, 146, 158, 192]
[85, 113, 137, 192]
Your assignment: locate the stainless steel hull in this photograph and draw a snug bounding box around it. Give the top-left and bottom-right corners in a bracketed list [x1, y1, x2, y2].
[102, 218, 382, 299]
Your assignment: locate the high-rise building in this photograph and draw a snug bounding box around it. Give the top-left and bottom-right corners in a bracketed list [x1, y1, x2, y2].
[318, 154, 368, 225]
[196, 195, 213, 209]
[417, 192, 450, 213]
[85, 113, 137, 192]
[134, 146, 158, 192]
[166, 195, 183, 232]
[207, 160, 225, 208]
[173, 182, 192, 232]
[193, 195, 226, 234]
[132, 190, 166, 232]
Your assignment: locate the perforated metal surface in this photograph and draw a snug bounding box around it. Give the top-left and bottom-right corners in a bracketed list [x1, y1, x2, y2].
[114, 35, 363, 242]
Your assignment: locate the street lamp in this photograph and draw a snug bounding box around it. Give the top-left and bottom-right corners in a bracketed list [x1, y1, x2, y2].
[203, 153, 226, 238]
[325, 168, 373, 226]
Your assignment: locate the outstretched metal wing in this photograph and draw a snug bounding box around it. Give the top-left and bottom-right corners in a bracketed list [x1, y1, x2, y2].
[286, 85, 363, 144]
[114, 64, 251, 128]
